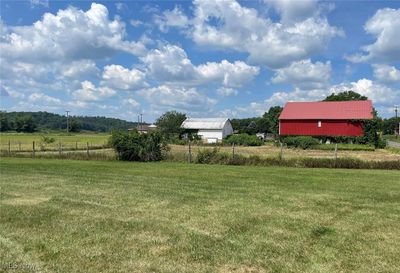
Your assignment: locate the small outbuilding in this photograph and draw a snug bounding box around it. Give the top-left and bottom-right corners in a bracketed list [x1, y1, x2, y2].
[181, 118, 233, 143]
[279, 100, 373, 136]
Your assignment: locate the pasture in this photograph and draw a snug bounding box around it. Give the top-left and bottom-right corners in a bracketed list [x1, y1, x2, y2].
[0, 133, 110, 151]
[1, 158, 399, 273]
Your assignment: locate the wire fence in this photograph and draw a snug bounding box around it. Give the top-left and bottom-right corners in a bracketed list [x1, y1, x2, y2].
[0, 140, 110, 159]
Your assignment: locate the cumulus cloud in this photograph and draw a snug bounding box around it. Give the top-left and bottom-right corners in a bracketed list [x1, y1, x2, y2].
[0, 3, 145, 63]
[125, 98, 140, 108]
[155, 6, 189, 32]
[265, 0, 318, 24]
[28, 92, 61, 105]
[271, 59, 331, 89]
[141, 44, 259, 87]
[330, 78, 399, 105]
[372, 64, 400, 83]
[73, 80, 116, 101]
[347, 8, 400, 63]
[183, 0, 342, 68]
[138, 85, 216, 111]
[217, 87, 238, 97]
[61, 60, 100, 80]
[101, 65, 147, 90]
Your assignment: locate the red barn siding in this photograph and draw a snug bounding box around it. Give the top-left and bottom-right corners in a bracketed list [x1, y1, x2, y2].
[280, 120, 364, 136]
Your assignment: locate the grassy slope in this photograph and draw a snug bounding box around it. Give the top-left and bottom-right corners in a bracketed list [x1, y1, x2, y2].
[1, 158, 399, 273]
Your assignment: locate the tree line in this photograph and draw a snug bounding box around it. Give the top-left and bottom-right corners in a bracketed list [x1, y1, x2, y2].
[0, 111, 138, 133]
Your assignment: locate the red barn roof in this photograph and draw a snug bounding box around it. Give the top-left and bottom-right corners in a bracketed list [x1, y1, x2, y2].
[279, 100, 373, 120]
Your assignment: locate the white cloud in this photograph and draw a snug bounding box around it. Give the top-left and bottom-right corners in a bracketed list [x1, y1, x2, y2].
[347, 8, 400, 63]
[130, 20, 143, 27]
[372, 64, 400, 83]
[72, 80, 116, 101]
[265, 0, 318, 24]
[61, 60, 100, 79]
[101, 65, 147, 90]
[138, 85, 216, 111]
[141, 44, 259, 87]
[187, 0, 342, 68]
[271, 59, 331, 89]
[155, 6, 189, 32]
[28, 92, 61, 104]
[217, 87, 238, 97]
[125, 98, 140, 108]
[0, 3, 146, 63]
[30, 0, 48, 8]
[330, 78, 399, 105]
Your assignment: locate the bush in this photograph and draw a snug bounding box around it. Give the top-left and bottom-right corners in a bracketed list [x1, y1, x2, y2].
[281, 136, 319, 149]
[196, 148, 220, 164]
[191, 150, 400, 170]
[224, 134, 263, 146]
[109, 130, 168, 161]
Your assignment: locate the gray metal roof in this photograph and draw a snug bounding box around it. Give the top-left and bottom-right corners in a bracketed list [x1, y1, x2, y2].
[181, 118, 230, 130]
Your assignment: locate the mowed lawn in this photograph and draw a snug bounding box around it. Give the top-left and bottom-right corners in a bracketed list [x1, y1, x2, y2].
[1, 159, 399, 273]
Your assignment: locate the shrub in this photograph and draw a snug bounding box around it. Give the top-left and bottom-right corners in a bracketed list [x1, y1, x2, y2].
[196, 148, 220, 164]
[224, 134, 263, 146]
[41, 135, 56, 144]
[109, 130, 168, 161]
[281, 136, 319, 149]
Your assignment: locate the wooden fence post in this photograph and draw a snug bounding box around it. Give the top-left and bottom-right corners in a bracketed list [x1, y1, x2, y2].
[232, 142, 235, 158]
[59, 142, 62, 156]
[188, 141, 192, 163]
[279, 142, 284, 160]
[334, 143, 338, 160]
[19, 141, 21, 152]
[32, 141, 35, 158]
[87, 142, 90, 157]
[8, 140, 11, 156]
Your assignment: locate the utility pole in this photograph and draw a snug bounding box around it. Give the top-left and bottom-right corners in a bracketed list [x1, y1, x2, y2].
[395, 105, 398, 118]
[140, 113, 143, 131]
[66, 111, 70, 133]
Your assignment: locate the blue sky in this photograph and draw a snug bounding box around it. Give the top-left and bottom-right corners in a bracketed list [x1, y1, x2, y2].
[1, 0, 399, 122]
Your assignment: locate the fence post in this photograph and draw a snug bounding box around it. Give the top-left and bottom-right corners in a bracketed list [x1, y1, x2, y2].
[87, 142, 90, 157]
[8, 140, 11, 156]
[19, 141, 21, 152]
[188, 141, 192, 163]
[334, 143, 338, 160]
[76, 141, 78, 150]
[32, 141, 35, 158]
[232, 142, 235, 158]
[59, 142, 62, 156]
[279, 142, 284, 161]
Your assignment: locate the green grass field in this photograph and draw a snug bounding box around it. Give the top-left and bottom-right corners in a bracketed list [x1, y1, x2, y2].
[0, 133, 110, 151]
[1, 158, 399, 273]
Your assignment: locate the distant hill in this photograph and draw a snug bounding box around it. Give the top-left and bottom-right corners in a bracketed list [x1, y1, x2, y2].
[0, 111, 138, 132]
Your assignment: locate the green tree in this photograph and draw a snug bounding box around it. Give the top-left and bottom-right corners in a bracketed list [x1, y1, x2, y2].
[68, 119, 81, 132]
[323, 91, 368, 101]
[263, 106, 283, 135]
[382, 117, 400, 135]
[14, 115, 36, 132]
[155, 111, 186, 140]
[0, 112, 10, 131]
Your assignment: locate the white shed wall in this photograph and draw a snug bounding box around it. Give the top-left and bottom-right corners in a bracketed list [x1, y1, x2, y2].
[198, 130, 223, 141]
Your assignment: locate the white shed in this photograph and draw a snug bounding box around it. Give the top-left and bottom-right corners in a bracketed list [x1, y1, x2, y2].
[181, 118, 233, 143]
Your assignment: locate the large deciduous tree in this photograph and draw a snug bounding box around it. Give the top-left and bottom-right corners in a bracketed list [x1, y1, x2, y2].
[323, 91, 368, 101]
[155, 111, 187, 140]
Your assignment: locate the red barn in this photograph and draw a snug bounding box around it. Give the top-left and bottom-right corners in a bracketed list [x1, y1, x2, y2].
[279, 100, 373, 136]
